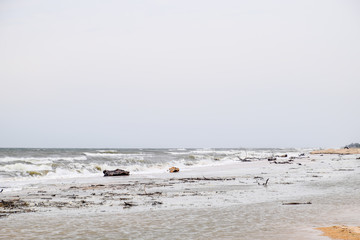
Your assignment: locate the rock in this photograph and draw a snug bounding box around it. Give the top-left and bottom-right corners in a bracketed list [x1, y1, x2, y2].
[169, 167, 179, 173]
[103, 169, 130, 177]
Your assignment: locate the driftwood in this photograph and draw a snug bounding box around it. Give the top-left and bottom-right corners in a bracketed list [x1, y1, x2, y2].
[123, 201, 137, 208]
[282, 202, 312, 205]
[272, 160, 293, 164]
[152, 201, 163, 205]
[103, 169, 129, 177]
[138, 192, 162, 196]
[173, 177, 235, 182]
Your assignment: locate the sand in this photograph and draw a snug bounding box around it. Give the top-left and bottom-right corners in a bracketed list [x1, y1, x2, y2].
[1, 153, 360, 239]
[317, 226, 360, 240]
[310, 148, 360, 155]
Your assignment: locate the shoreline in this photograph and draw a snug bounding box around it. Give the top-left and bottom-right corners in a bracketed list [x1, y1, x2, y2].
[310, 148, 360, 155]
[1, 153, 360, 239]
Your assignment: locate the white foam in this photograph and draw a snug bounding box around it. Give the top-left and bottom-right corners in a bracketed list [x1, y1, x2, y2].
[0, 156, 87, 163]
[0, 163, 53, 172]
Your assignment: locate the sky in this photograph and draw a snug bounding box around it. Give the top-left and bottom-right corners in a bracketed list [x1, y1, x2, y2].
[0, 0, 359, 148]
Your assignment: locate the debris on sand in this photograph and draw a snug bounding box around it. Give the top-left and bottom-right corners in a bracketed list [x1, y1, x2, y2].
[172, 177, 235, 182]
[282, 202, 312, 205]
[0, 199, 33, 217]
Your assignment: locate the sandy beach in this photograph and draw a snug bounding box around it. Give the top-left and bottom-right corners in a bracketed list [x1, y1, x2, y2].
[317, 226, 360, 240]
[1, 150, 360, 239]
[310, 148, 360, 155]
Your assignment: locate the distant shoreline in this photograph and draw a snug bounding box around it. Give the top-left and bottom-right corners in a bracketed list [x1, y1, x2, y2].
[311, 148, 360, 155]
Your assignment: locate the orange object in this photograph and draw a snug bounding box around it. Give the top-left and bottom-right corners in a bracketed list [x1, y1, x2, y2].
[169, 167, 179, 173]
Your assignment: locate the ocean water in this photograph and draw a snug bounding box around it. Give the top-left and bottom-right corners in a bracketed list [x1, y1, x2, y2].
[0, 148, 301, 182]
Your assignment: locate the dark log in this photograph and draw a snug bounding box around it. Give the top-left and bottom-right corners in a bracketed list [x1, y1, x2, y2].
[123, 201, 137, 207]
[103, 169, 130, 177]
[282, 202, 312, 205]
[138, 191, 162, 196]
[273, 161, 293, 164]
[172, 177, 235, 182]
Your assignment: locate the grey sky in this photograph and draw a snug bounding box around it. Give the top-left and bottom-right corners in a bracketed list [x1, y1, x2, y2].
[0, 0, 359, 148]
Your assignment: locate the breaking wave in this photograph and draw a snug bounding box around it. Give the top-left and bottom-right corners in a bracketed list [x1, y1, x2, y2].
[0, 148, 305, 182]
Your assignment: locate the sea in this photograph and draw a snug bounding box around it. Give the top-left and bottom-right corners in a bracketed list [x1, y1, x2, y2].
[0, 148, 300, 182]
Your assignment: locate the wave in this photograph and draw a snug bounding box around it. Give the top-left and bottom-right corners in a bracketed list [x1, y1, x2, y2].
[0, 163, 53, 172]
[0, 155, 235, 181]
[0, 156, 87, 164]
[0, 148, 310, 184]
[83, 152, 148, 157]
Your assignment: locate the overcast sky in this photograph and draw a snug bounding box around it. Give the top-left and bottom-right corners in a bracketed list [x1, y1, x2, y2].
[0, 0, 359, 148]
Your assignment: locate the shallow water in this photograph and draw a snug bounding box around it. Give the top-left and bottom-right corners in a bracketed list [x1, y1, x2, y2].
[2, 171, 360, 240]
[1, 191, 359, 240]
[1, 149, 360, 239]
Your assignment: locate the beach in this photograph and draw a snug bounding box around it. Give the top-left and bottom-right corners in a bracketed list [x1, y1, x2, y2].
[1, 148, 360, 239]
[311, 148, 360, 155]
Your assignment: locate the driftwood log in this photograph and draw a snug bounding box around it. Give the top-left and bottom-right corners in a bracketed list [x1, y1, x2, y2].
[282, 202, 312, 205]
[103, 169, 130, 177]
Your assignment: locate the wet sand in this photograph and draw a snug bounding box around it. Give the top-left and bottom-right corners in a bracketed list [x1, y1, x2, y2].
[1, 153, 360, 239]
